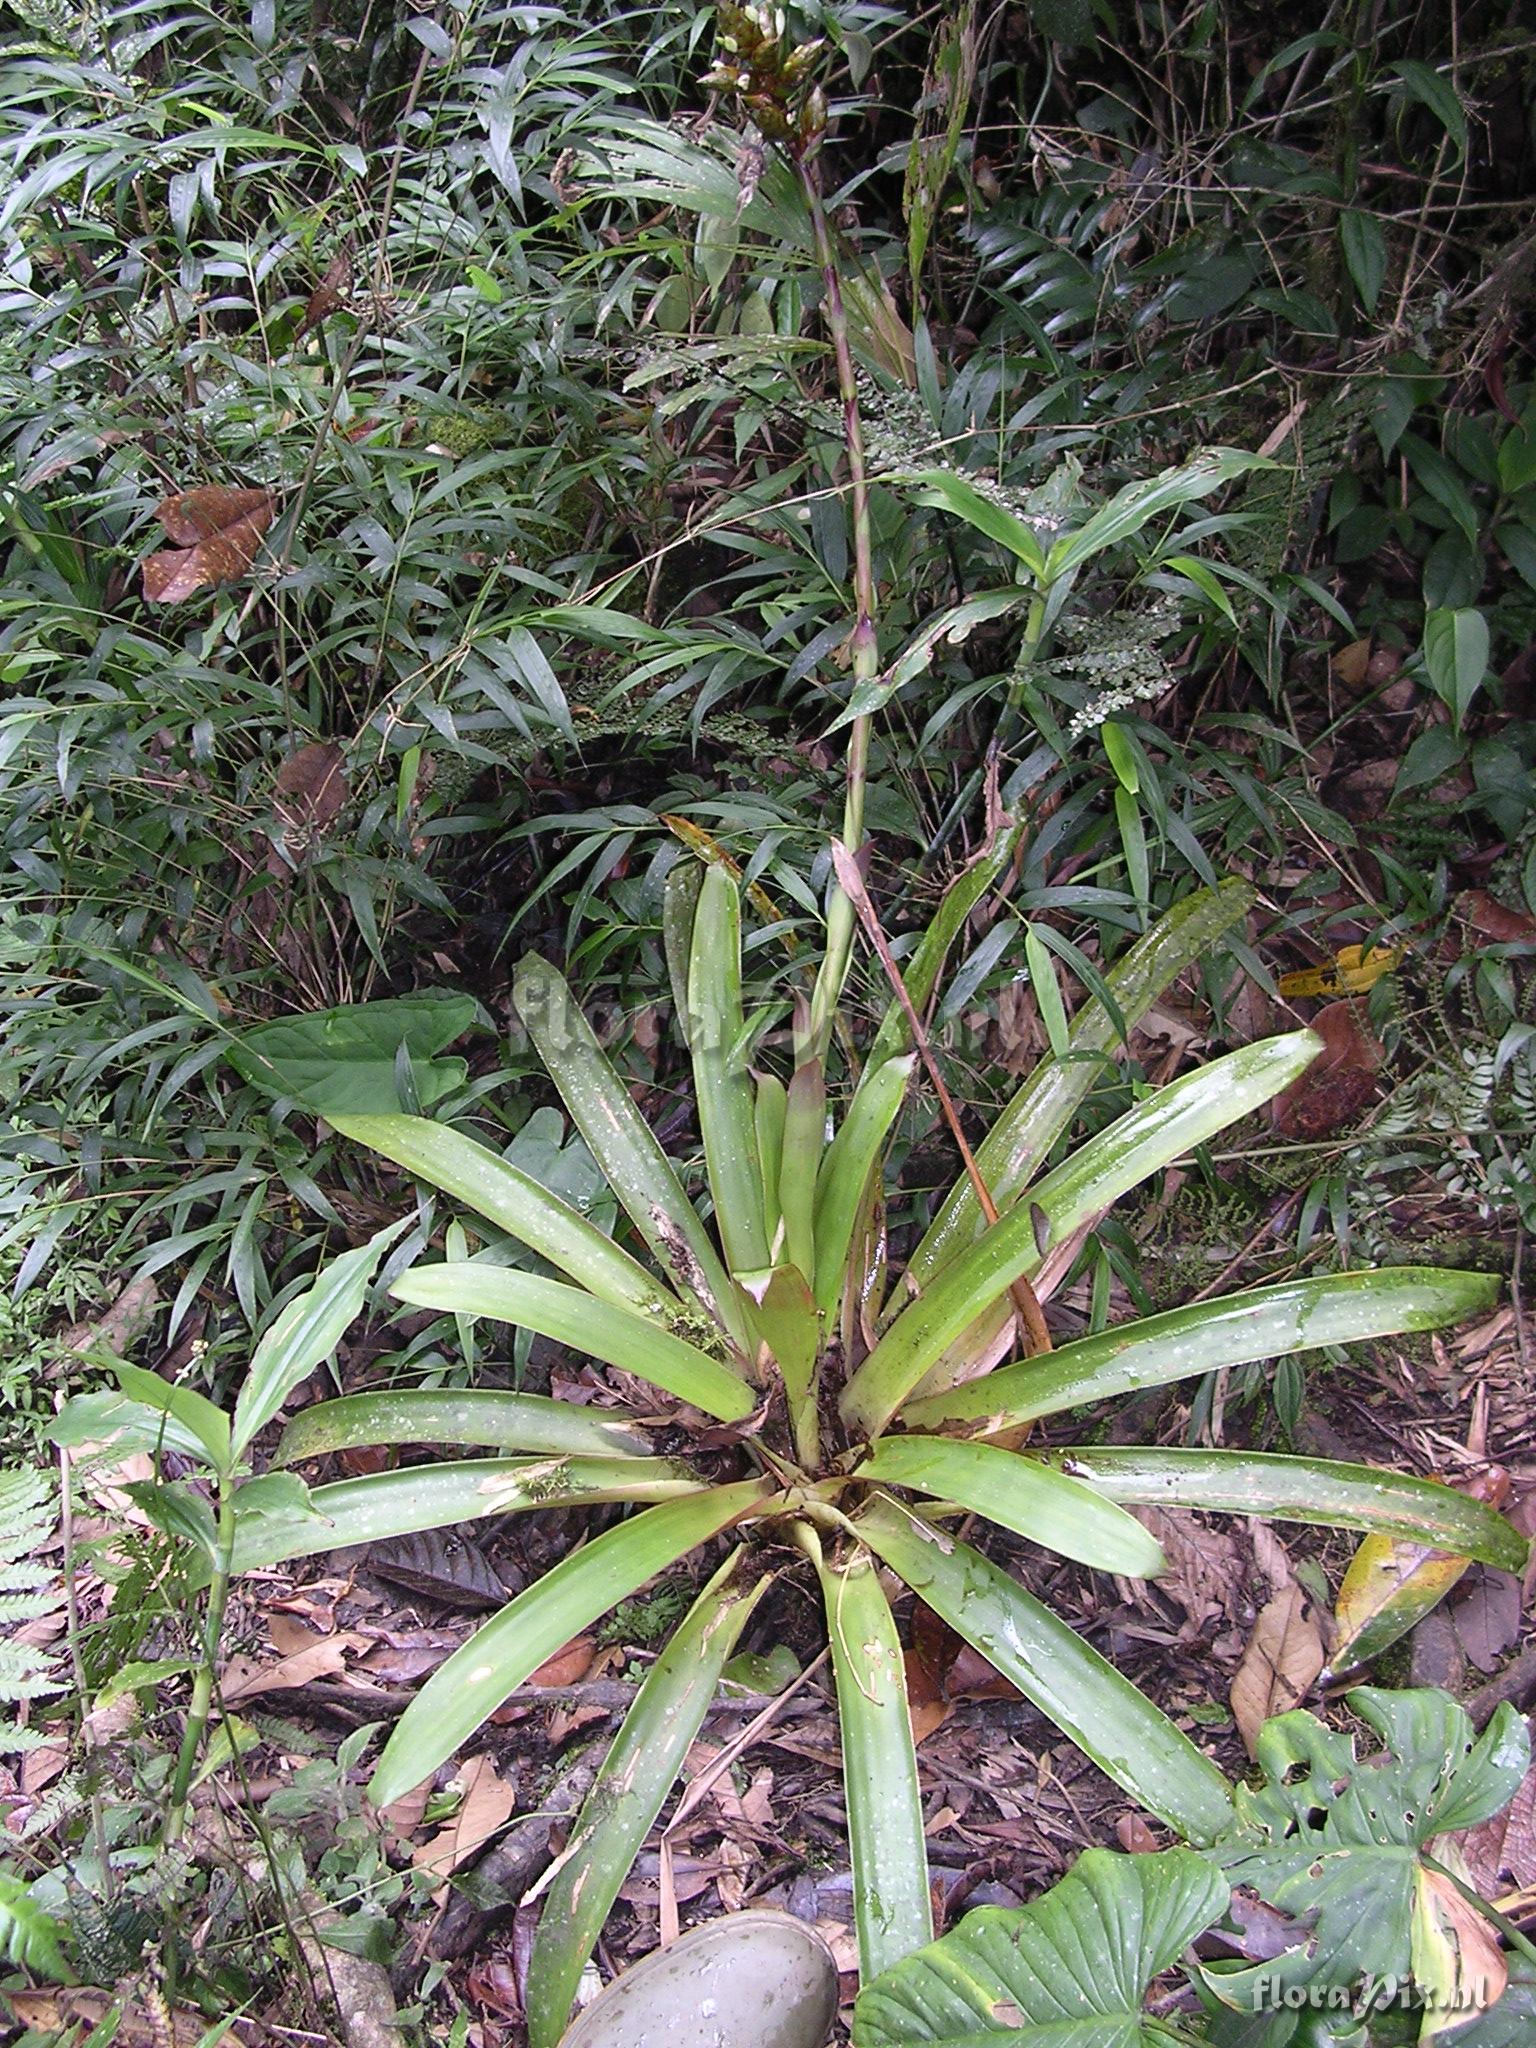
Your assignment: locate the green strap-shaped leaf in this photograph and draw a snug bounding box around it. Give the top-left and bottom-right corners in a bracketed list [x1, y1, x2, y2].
[391, 1264, 754, 1422]
[851, 1846, 1229, 2048]
[856, 1437, 1167, 1579]
[369, 1479, 768, 1806]
[688, 864, 770, 1276]
[273, 1388, 651, 1467]
[232, 1221, 405, 1458]
[778, 1055, 825, 1284]
[524, 1555, 771, 2048]
[902, 1269, 1501, 1431]
[329, 1113, 681, 1321]
[230, 1456, 702, 1572]
[813, 1054, 914, 1317]
[755, 1070, 788, 1244]
[857, 1492, 1234, 1843]
[1033, 1447, 1526, 1571]
[907, 879, 1255, 1291]
[843, 1031, 1320, 1436]
[512, 955, 747, 1346]
[817, 1543, 934, 1978]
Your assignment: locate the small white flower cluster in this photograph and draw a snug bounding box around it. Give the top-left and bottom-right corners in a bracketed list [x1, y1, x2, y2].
[1050, 592, 1182, 738]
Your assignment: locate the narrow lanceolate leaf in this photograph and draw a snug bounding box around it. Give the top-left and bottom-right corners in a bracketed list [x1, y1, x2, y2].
[391, 1265, 753, 1422]
[369, 1480, 768, 1807]
[329, 1113, 681, 1322]
[813, 1055, 914, 1317]
[909, 469, 1047, 577]
[109, 1364, 230, 1472]
[754, 1071, 787, 1246]
[816, 1545, 933, 1977]
[902, 1269, 1502, 1432]
[856, 1437, 1166, 1580]
[524, 1555, 771, 2048]
[1033, 1449, 1527, 1572]
[688, 865, 770, 1275]
[844, 1032, 1321, 1436]
[857, 1492, 1234, 1843]
[511, 954, 745, 1345]
[865, 830, 1023, 1073]
[778, 1056, 825, 1285]
[1044, 447, 1272, 584]
[908, 879, 1255, 1290]
[232, 1221, 405, 1457]
[273, 1388, 651, 1468]
[230, 1456, 701, 1571]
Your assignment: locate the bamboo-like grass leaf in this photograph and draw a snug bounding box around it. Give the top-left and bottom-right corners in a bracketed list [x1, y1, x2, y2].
[843, 1031, 1321, 1436]
[816, 1541, 934, 1977]
[856, 1436, 1167, 1579]
[524, 1553, 771, 2048]
[369, 1479, 769, 1806]
[232, 1220, 404, 1458]
[511, 954, 745, 1344]
[391, 1264, 753, 1422]
[1037, 1448, 1527, 1570]
[908, 878, 1254, 1290]
[329, 1113, 680, 1321]
[273, 1388, 651, 1467]
[688, 864, 770, 1275]
[909, 470, 1047, 577]
[902, 1268, 1501, 1432]
[857, 1491, 1234, 1843]
[864, 832, 1023, 1074]
[230, 1455, 700, 1571]
[813, 1054, 914, 1317]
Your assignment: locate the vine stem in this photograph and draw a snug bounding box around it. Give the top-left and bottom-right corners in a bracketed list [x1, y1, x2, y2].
[797, 147, 878, 1063]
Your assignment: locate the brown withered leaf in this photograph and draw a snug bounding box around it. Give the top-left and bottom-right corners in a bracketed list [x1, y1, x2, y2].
[412, 1752, 519, 1897]
[1270, 999, 1381, 1140]
[274, 740, 348, 834]
[1456, 1751, 1536, 1896]
[295, 243, 353, 340]
[6, 1992, 236, 2048]
[1231, 1583, 1325, 1755]
[142, 485, 275, 605]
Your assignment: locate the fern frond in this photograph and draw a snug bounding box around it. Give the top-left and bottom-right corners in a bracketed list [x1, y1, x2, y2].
[0, 1462, 68, 1755]
[0, 1869, 73, 1981]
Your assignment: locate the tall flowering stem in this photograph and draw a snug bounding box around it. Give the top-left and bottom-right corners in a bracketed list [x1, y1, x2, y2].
[706, 6, 878, 1061]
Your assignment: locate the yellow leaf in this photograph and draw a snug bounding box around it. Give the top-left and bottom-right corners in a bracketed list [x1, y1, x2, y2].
[1278, 943, 1406, 999]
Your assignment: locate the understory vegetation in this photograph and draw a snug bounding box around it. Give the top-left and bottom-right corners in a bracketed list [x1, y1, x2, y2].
[2, 0, 1535, 2044]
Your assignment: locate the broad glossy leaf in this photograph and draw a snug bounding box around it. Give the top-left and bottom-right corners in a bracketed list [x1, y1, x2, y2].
[329, 1114, 679, 1322]
[856, 1437, 1166, 1579]
[512, 955, 745, 1344]
[49, 1388, 214, 1467]
[524, 1555, 770, 2048]
[857, 1492, 1234, 1843]
[1030, 1447, 1525, 1570]
[274, 1388, 650, 1467]
[904, 1268, 1500, 1434]
[229, 1455, 702, 1572]
[232, 1222, 405, 1457]
[390, 1265, 753, 1422]
[225, 994, 477, 1113]
[908, 879, 1255, 1290]
[853, 1846, 1229, 2048]
[817, 1544, 933, 1977]
[844, 1032, 1320, 1436]
[1329, 1532, 1473, 1674]
[369, 1479, 768, 1805]
[1207, 1690, 1528, 2011]
[688, 864, 770, 1275]
[813, 1054, 914, 1318]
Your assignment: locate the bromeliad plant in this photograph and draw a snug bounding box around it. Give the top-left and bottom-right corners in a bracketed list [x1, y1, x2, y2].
[105, 866, 1517, 2047]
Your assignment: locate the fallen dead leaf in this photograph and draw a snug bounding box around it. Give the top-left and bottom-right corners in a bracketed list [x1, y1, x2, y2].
[1455, 1750, 1536, 1897]
[412, 1752, 519, 1896]
[273, 740, 348, 839]
[1453, 890, 1536, 944]
[295, 243, 353, 340]
[1450, 1569, 1523, 1675]
[526, 1634, 597, 1687]
[6, 1991, 235, 2048]
[1231, 1583, 1325, 1755]
[220, 1628, 364, 1702]
[1270, 999, 1382, 1139]
[141, 485, 275, 605]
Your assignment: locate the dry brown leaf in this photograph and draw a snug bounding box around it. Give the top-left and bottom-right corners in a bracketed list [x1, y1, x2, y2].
[412, 1752, 519, 1895]
[1231, 1583, 1325, 1755]
[220, 1628, 363, 1702]
[6, 1991, 235, 2048]
[1412, 1864, 1507, 2036]
[1455, 1752, 1536, 1897]
[273, 740, 348, 836]
[1453, 889, 1536, 943]
[141, 486, 275, 605]
[1131, 1506, 1249, 1641]
[526, 1634, 597, 1687]
[1269, 999, 1382, 1140]
[295, 244, 353, 339]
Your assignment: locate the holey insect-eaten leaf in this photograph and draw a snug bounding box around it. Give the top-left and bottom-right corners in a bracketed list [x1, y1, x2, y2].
[140, 485, 276, 604]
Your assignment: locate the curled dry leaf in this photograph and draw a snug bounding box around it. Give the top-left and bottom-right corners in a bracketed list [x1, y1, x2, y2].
[141, 485, 275, 605]
[1231, 1537, 1326, 1756]
[295, 243, 353, 340]
[1269, 998, 1381, 1139]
